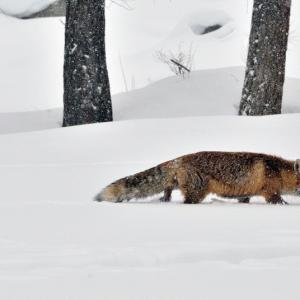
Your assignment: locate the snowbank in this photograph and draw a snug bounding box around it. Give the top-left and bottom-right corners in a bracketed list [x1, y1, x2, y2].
[1, 0, 300, 107]
[0, 0, 56, 16]
[2, 67, 300, 134]
[113, 67, 300, 120]
[1, 115, 300, 299]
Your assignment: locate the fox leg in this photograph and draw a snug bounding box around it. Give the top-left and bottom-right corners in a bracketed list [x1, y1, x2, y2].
[177, 169, 208, 204]
[263, 193, 288, 205]
[160, 187, 173, 202]
[183, 190, 208, 204]
[222, 195, 250, 203]
[238, 197, 250, 204]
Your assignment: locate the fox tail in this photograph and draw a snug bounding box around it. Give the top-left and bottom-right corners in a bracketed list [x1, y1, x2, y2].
[94, 163, 175, 203]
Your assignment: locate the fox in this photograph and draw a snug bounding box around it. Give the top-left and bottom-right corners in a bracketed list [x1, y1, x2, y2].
[94, 152, 300, 205]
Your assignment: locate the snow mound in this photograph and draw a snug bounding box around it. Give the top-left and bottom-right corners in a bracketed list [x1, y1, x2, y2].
[113, 67, 300, 120]
[0, 0, 55, 17]
[2, 67, 300, 134]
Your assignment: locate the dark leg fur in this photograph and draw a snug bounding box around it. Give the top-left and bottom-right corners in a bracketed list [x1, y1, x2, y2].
[265, 193, 289, 205]
[160, 187, 173, 202]
[222, 195, 250, 203]
[238, 197, 250, 204]
[183, 190, 208, 204]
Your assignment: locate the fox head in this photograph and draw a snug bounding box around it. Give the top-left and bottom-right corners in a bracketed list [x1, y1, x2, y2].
[294, 159, 300, 194]
[294, 159, 300, 172]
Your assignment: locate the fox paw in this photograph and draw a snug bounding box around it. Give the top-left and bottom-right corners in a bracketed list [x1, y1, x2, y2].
[277, 199, 289, 205]
[270, 198, 289, 205]
[238, 197, 250, 204]
[159, 196, 170, 202]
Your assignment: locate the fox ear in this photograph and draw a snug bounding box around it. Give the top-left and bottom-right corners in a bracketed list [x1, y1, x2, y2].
[294, 159, 300, 173]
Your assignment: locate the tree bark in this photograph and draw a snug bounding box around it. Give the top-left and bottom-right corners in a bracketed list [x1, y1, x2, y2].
[239, 0, 291, 116]
[63, 0, 113, 127]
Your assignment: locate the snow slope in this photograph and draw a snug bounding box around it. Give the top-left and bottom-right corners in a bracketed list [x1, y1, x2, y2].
[113, 67, 300, 120]
[1, 0, 300, 107]
[0, 15, 64, 112]
[0, 108, 62, 134]
[2, 67, 300, 134]
[1, 115, 300, 299]
[0, 0, 56, 17]
[108, 0, 300, 91]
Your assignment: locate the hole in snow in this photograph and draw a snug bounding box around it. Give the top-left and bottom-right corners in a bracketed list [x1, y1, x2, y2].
[187, 10, 234, 37]
[190, 24, 223, 35]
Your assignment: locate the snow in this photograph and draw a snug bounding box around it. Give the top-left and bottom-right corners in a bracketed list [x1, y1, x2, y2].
[2, 115, 300, 299]
[107, 0, 300, 92]
[1, 0, 300, 106]
[2, 66, 300, 134]
[1, 0, 300, 299]
[113, 67, 300, 120]
[186, 10, 233, 35]
[0, 108, 62, 134]
[0, 0, 56, 17]
[0, 14, 64, 112]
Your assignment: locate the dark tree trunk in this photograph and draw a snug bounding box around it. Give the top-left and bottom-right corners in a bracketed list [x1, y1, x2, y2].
[63, 0, 113, 127]
[239, 0, 291, 116]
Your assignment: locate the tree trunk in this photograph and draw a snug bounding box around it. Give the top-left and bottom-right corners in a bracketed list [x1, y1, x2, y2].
[63, 0, 112, 127]
[239, 0, 291, 116]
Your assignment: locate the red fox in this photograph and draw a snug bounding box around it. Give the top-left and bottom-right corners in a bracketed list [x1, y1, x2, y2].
[95, 152, 300, 205]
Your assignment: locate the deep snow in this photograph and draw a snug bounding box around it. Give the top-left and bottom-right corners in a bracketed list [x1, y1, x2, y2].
[1, 0, 300, 110]
[1, 0, 300, 299]
[2, 67, 300, 134]
[0, 0, 56, 17]
[2, 115, 300, 299]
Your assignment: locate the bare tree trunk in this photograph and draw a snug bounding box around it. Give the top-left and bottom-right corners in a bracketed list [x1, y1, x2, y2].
[239, 0, 291, 116]
[63, 0, 112, 126]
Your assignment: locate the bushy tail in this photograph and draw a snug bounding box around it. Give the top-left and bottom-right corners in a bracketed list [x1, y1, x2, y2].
[94, 163, 173, 202]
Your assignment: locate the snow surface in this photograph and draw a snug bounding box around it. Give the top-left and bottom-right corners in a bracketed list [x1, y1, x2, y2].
[107, 0, 300, 92]
[0, 0, 56, 17]
[2, 67, 300, 134]
[1, 1, 300, 299]
[2, 115, 300, 299]
[1, 0, 300, 108]
[113, 67, 300, 120]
